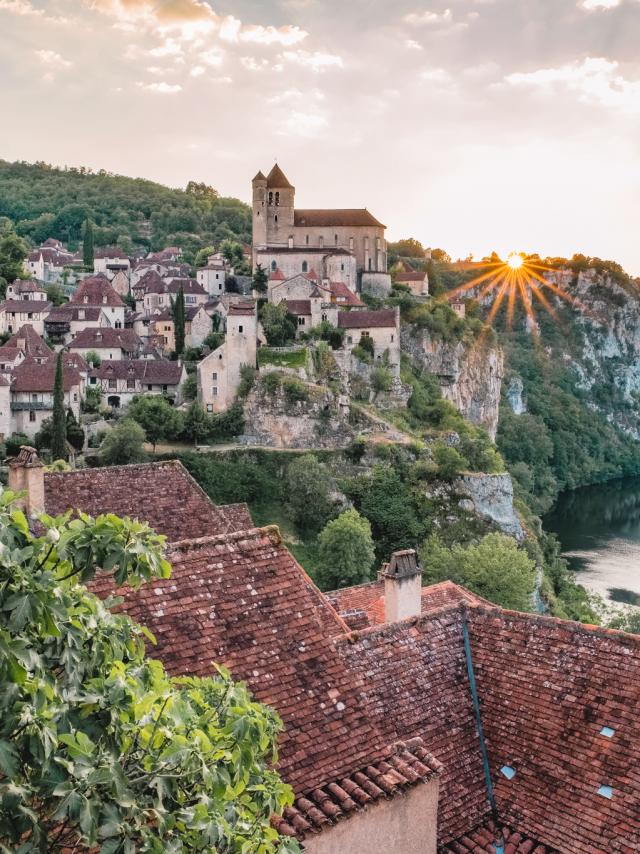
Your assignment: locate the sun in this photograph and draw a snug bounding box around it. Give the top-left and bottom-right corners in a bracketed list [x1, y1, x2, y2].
[507, 253, 524, 270]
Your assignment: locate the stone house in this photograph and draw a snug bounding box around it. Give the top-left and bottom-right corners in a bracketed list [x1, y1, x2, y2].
[6, 279, 48, 301]
[197, 302, 256, 413]
[256, 246, 358, 289]
[395, 268, 429, 297]
[25, 239, 75, 283]
[10, 355, 84, 435]
[451, 299, 466, 318]
[44, 305, 110, 344]
[69, 327, 142, 361]
[0, 326, 53, 375]
[88, 358, 187, 408]
[70, 274, 126, 328]
[93, 247, 131, 280]
[130, 261, 168, 288]
[11, 454, 640, 854]
[0, 299, 52, 335]
[338, 307, 401, 375]
[150, 305, 211, 353]
[110, 270, 131, 299]
[252, 165, 389, 288]
[196, 260, 226, 296]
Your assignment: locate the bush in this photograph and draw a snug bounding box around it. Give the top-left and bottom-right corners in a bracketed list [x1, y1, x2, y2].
[204, 331, 224, 351]
[371, 365, 393, 394]
[262, 372, 281, 395]
[432, 442, 467, 480]
[210, 402, 245, 440]
[84, 349, 101, 367]
[99, 419, 147, 465]
[237, 365, 257, 398]
[310, 321, 344, 350]
[282, 377, 308, 404]
[6, 433, 30, 457]
[352, 344, 372, 364]
[344, 437, 367, 463]
[82, 386, 102, 414]
[315, 509, 376, 590]
[358, 335, 374, 357]
[182, 373, 197, 401]
[259, 303, 297, 346]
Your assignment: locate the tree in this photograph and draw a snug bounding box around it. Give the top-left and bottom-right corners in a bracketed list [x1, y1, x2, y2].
[220, 239, 244, 268]
[259, 303, 297, 347]
[66, 408, 85, 451]
[172, 285, 185, 356]
[0, 491, 297, 853]
[253, 263, 268, 295]
[127, 394, 183, 450]
[182, 373, 197, 401]
[286, 454, 334, 534]
[316, 509, 375, 590]
[82, 218, 94, 267]
[432, 442, 467, 480]
[45, 282, 66, 306]
[194, 245, 215, 267]
[420, 532, 536, 611]
[0, 223, 28, 287]
[51, 351, 67, 461]
[387, 237, 425, 259]
[99, 418, 147, 465]
[84, 349, 101, 368]
[371, 365, 393, 395]
[183, 401, 210, 446]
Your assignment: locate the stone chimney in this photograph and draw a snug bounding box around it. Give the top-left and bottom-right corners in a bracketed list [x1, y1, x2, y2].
[8, 446, 45, 517]
[383, 549, 423, 623]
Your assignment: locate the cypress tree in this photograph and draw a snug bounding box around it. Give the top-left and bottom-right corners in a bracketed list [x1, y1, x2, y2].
[83, 218, 94, 268]
[173, 285, 185, 355]
[51, 351, 67, 461]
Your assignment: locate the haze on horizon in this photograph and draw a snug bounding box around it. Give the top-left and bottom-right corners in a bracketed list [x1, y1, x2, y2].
[1, 0, 639, 273]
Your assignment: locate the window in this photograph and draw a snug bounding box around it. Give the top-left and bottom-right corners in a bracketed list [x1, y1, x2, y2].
[238, 325, 243, 333]
[298, 317, 305, 326]
[274, 215, 278, 223]
[288, 236, 293, 248]
[302, 261, 308, 273]
[319, 236, 324, 248]
[115, 320, 122, 328]
[31, 393, 38, 402]
[305, 234, 309, 245]
[275, 191, 280, 206]
[212, 387, 218, 396]
[368, 258, 372, 271]
[212, 372, 218, 380]
[108, 379, 116, 390]
[347, 335, 353, 344]
[349, 237, 354, 250]
[321, 313, 327, 322]
[334, 234, 338, 246]
[127, 379, 135, 389]
[271, 260, 277, 271]
[162, 384, 167, 392]
[206, 404, 213, 412]
[268, 191, 273, 205]
[501, 766, 516, 780]
[147, 384, 152, 391]
[90, 376, 97, 385]
[391, 334, 394, 342]
[73, 393, 78, 402]
[29, 410, 36, 423]
[28, 313, 33, 319]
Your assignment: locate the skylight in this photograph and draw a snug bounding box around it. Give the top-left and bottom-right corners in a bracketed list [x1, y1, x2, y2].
[597, 785, 613, 799]
[500, 766, 516, 780]
[600, 726, 615, 738]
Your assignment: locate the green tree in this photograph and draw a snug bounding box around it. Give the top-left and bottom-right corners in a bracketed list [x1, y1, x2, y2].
[82, 218, 94, 267]
[316, 509, 376, 590]
[182, 373, 197, 401]
[420, 532, 536, 611]
[84, 349, 101, 368]
[45, 282, 67, 306]
[253, 263, 268, 295]
[286, 454, 334, 534]
[99, 418, 147, 465]
[0, 491, 297, 853]
[127, 395, 183, 450]
[194, 245, 215, 267]
[172, 285, 185, 356]
[183, 401, 210, 446]
[0, 223, 28, 286]
[259, 303, 297, 347]
[220, 239, 244, 268]
[51, 351, 67, 461]
[371, 365, 392, 395]
[65, 408, 85, 451]
[432, 442, 467, 480]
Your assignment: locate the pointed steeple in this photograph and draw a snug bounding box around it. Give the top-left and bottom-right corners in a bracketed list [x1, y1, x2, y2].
[252, 170, 267, 183]
[266, 163, 294, 189]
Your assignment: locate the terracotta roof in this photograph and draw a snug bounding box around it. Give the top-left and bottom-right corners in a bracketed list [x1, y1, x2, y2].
[337, 308, 397, 328]
[269, 267, 286, 281]
[44, 460, 252, 542]
[327, 281, 363, 307]
[294, 209, 385, 228]
[266, 163, 294, 189]
[228, 302, 255, 316]
[2, 325, 53, 358]
[0, 300, 51, 314]
[11, 356, 81, 393]
[89, 359, 184, 384]
[166, 279, 207, 296]
[69, 327, 141, 352]
[396, 270, 427, 282]
[134, 270, 165, 293]
[94, 247, 129, 259]
[444, 820, 553, 853]
[273, 738, 442, 841]
[9, 279, 41, 293]
[71, 275, 124, 308]
[252, 170, 267, 183]
[285, 299, 311, 316]
[46, 305, 103, 323]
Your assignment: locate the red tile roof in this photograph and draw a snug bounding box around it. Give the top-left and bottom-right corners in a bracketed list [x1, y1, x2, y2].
[44, 460, 252, 542]
[89, 359, 183, 385]
[285, 299, 311, 316]
[444, 820, 553, 853]
[46, 305, 103, 323]
[294, 209, 385, 228]
[11, 356, 81, 393]
[0, 299, 51, 314]
[1, 325, 53, 358]
[269, 267, 286, 281]
[69, 327, 141, 352]
[328, 281, 363, 306]
[337, 308, 397, 328]
[71, 275, 124, 308]
[228, 302, 256, 316]
[396, 270, 427, 282]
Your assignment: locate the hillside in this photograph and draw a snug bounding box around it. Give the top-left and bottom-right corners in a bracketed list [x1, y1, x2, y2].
[0, 159, 251, 261]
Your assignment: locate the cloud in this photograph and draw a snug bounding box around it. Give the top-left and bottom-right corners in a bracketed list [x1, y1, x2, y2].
[281, 49, 343, 71]
[504, 57, 640, 115]
[403, 8, 453, 25]
[280, 110, 327, 137]
[405, 39, 423, 50]
[35, 49, 72, 69]
[579, 0, 620, 8]
[0, 0, 42, 16]
[420, 67, 452, 83]
[136, 80, 182, 93]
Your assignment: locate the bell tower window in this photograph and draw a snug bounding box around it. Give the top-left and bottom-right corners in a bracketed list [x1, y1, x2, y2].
[268, 191, 273, 205]
[275, 191, 280, 206]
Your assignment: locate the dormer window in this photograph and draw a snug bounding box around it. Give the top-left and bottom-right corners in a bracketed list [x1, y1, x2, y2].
[83, 296, 88, 304]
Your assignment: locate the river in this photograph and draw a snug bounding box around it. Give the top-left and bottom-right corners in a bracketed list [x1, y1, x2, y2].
[544, 476, 640, 605]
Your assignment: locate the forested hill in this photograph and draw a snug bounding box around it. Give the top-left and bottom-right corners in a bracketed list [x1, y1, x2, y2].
[0, 159, 251, 258]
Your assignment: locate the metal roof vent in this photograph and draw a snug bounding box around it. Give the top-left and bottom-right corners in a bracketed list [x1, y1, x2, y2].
[597, 785, 613, 799]
[600, 726, 615, 738]
[500, 766, 516, 780]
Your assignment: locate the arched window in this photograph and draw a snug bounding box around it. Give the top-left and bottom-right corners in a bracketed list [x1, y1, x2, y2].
[334, 234, 338, 246]
[302, 261, 308, 273]
[275, 215, 278, 223]
[271, 260, 277, 271]
[268, 191, 273, 205]
[275, 191, 280, 206]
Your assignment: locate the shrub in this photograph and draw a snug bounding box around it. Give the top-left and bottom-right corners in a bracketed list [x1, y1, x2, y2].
[352, 344, 372, 364]
[344, 437, 366, 463]
[432, 442, 467, 480]
[82, 386, 102, 413]
[237, 365, 257, 398]
[6, 432, 30, 457]
[182, 373, 197, 401]
[371, 365, 393, 394]
[358, 335, 375, 357]
[99, 419, 147, 465]
[282, 377, 308, 404]
[315, 509, 376, 590]
[262, 372, 281, 395]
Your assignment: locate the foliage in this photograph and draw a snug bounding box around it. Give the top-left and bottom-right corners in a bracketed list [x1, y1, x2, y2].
[0, 159, 252, 259]
[183, 402, 209, 446]
[253, 263, 268, 295]
[209, 402, 245, 441]
[99, 419, 147, 465]
[237, 365, 257, 398]
[608, 610, 640, 634]
[371, 365, 393, 395]
[194, 245, 215, 267]
[387, 237, 426, 267]
[0, 492, 297, 853]
[282, 377, 308, 404]
[51, 351, 67, 461]
[81, 386, 102, 414]
[204, 330, 224, 351]
[309, 321, 344, 351]
[0, 220, 28, 288]
[351, 344, 372, 364]
[5, 432, 30, 457]
[66, 408, 85, 451]
[358, 335, 375, 358]
[84, 349, 101, 368]
[420, 532, 536, 611]
[82, 218, 94, 267]
[257, 348, 307, 369]
[127, 395, 183, 450]
[315, 509, 376, 590]
[34, 410, 84, 455]
[172, 285, 185, 356]
[286, 454, 335, 535]
[404, 300, 468, 343]
[182, 373, 197, 401]
[432, 442, 466, 480]
[262, 373, 282, 395]
[259, 303, 297, 347]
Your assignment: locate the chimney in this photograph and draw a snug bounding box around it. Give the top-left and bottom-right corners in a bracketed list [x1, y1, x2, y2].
[8, 446, 45, 517]
[383, 549, 423, 623]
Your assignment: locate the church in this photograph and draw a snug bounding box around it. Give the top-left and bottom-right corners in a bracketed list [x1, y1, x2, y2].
[252, 164, 391, 296]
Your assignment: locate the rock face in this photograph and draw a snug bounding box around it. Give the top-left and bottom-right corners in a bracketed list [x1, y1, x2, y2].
[455, 472, 524, 541]
[506, 377, 526, 415]
[401, 327, 504, 440]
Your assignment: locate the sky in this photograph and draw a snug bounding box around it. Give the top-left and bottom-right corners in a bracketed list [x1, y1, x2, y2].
[1, 0, 639, 273]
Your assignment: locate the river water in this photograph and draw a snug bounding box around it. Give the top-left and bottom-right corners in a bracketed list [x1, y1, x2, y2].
[544, 476, 640, 605]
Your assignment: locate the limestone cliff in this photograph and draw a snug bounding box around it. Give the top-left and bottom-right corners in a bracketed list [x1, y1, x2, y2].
[401, 327, 504, 440]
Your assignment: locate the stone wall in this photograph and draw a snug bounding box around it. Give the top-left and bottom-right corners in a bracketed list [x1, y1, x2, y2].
[454, 472, 524, 541]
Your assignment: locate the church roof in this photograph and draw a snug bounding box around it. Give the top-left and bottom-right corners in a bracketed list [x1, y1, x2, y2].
[252, 170, 267, 183]
[294, 208, 385, 228]
[266, 163, 294, 189]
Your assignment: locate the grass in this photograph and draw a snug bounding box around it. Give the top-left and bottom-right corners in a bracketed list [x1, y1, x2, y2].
[257, 347, 307, 369]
